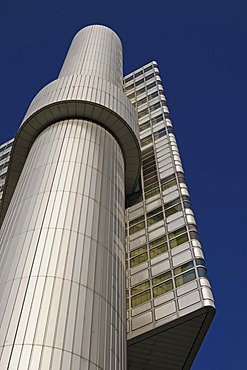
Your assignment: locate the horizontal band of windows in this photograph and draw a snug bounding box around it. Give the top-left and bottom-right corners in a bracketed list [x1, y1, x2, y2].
[128, 236, 189, 270]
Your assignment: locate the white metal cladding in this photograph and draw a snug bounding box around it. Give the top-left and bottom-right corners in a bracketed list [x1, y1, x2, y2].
[0, 25, 140, 226]
[0, 119, 126, 370]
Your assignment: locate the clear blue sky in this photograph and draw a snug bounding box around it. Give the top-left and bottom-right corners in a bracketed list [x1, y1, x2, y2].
[1, 1, 247, 368]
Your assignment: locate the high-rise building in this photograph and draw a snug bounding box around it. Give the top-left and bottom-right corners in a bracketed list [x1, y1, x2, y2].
[0, 25, 215, 370]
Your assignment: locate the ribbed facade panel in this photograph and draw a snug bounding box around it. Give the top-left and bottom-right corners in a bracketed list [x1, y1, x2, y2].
[59, 25, 123, 88]
[0, 119, 126, 370]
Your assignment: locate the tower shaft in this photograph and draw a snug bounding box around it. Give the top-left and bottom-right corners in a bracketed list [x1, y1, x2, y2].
[0, 25, 140, 370]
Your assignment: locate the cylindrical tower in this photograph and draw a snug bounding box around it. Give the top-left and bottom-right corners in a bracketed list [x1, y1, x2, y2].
[0, 25, 140, 370]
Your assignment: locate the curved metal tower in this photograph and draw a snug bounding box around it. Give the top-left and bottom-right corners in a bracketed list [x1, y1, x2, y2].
[0, 25, 140, 370]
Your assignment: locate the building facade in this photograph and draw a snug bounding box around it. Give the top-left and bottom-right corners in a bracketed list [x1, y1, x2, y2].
[0, 25, 215, 370]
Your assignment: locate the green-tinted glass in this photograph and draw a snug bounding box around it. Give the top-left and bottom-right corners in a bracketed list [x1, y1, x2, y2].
[129, 215, 145, 227]
[153, 280, 173, 298]
[165, 203, 182, 217]
[152, 271, 171, 285]
[130, 252, 148, 268]
[149, 236, 166, 249]
[161, 178, 177, 191]
[129, 221, 145, 235]
[131, 290, 151, 307]
[150, 243, 168, 259]
[147, 212, 163, 226]
[170, 234, 189, 249]
[145, 187, 160, 199]
[131, 281, 150, 295]
[175, 270, 196, 287]
[174, 261, 194, 276]
[169, 226, 187, 240]
[130, 245, 147, 258]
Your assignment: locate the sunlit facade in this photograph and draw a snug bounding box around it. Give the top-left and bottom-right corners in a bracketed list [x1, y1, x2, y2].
[0, 25, 215, 370]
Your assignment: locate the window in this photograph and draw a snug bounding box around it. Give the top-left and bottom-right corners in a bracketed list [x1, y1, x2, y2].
[165, 203, 182, 218]
[147, 212, 163, 226]
[129, 215, 144, 228]
[136, 87, 146, 96]
[169, 234, 188, 249]
[197, 267, 207, 278]
[150, 241, 168, 258]
[153, 280, 173, 298]
[145, 73, 154, 81]
[148, 91, 158, 100]
[136, 96, 147, 107]
[154, 128, 167, 140]
[135, 70, 143, 78]
[130, 252, 148, 268]
[129, 221, 145, 235]
[138, 107, 149, 119]
[175, 270, 196, 287]
[151, 114, 163, 125]
[147, 82, 156, 90]
[152, 271, 171, 285]
[150, 102, 161, 112]
[189, 231, 199, 240]
[131, 290, 151, 307]
[174, 261, 194, 275]
[147, 207, 163, 226]
[135, 78, 144, 87]
[145, 185, 160, 199]
[139, 121, 150, 132]
[131, 281, 150, 295]
[124, 75, 134, 83]
[124, 83, 134, 92]
[169, 226, 187, 240]
[126, 92, 135, 100]
[164, 197, 180, 210]
[161, 178, 177, 192]
[130, 245, 147, 258]
[144, 65, 153, 73]
[195, 258, 206, 267]
[177, 172, 186, 184]
[140, 135, 153, 147]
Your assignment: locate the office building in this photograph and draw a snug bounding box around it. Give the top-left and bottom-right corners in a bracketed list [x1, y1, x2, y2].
[0, 25, 215, 370]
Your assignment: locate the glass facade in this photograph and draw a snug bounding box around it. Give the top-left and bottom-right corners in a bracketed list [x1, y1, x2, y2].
[0, 138, 13, 205]
[123, 62, 215, 348]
